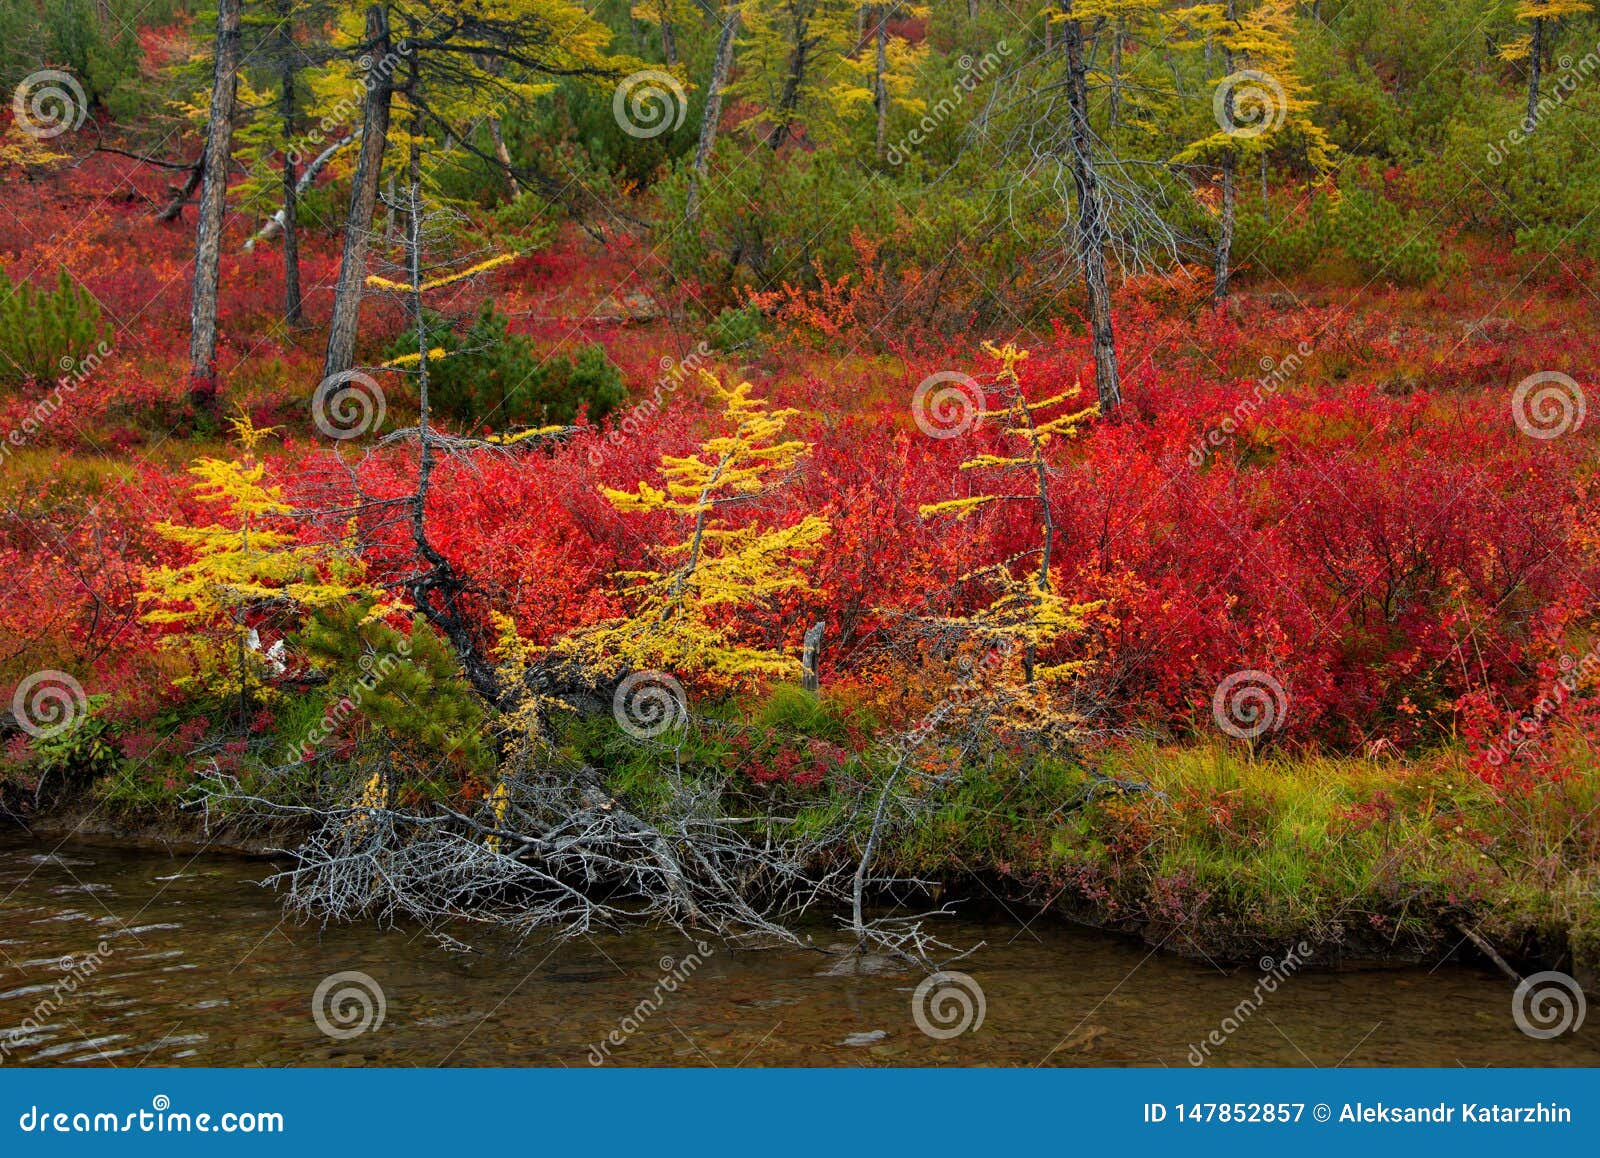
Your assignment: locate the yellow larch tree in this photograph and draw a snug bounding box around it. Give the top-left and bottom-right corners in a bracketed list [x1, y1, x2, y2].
[1499, 0, 1593, 132]
[139, 412, 389, 702]
[919, 342, 1102, 708]
[1173, 0, 1334, 301]
[563, 373, 830, 684]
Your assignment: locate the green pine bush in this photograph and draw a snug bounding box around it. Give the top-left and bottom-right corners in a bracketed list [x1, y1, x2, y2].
[0, 266, 105, 388]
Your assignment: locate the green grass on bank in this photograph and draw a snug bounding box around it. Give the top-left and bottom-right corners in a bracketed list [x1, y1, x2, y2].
[885, 741, 1600, 971]
[12, 680, 1600, 973]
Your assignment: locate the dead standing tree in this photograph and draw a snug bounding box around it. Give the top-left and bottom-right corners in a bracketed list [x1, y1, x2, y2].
[189, 0, 244, 402]
[975, 1, 1190, 413]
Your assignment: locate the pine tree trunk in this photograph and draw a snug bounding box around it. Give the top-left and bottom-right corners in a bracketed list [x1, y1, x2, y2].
[772, 14, 809, 149]
[1060, 6, 1121, 412]
[188, 0, 242, 401]
[686, 6, 739, 222]
[1108, 25, 1122, 130]
[278, 16, 305, 329]
[323, 4, 394, 383]
[874, 7, 889, 161]
[1526, 16, 1544, 133]
[659, 0, 679, 65]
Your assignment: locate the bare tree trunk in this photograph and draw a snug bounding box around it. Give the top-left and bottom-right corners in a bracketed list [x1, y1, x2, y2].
[686, 5, 739, 220]
[1526, 16, 1544, 132]
[157, 158, 204, 222]
[1108, 23, 1122, 130]
[1214, 153, 1236, 302]
[1213, 6, 1237, 304]
[967, 0, 977, 16]
[188, 0, 242, 401]
[488, 118, 520, 200]
[1060, 6, 1121, 412]
[873, 6, 889, 162]
[801, 621, 825, 693]
[243, 133, 356, 249]
[323, 4, 394, 383]
[398, 146, 502, 707]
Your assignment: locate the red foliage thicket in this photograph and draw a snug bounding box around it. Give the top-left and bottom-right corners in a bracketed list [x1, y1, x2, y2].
[4, 158, 1599, 774]
[248, 315, 1600, 761]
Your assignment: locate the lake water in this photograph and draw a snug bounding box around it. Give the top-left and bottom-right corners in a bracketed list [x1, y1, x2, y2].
[2, 832, 1595, 1067]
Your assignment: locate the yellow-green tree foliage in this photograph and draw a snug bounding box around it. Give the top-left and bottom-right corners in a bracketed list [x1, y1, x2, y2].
[920, 343, 1102, 705]
[303, 0, 647, 204]
[139, 413, 387, 697]
[1500, 0, 1593, 61]
[729, 0, 863, 146]
[564, 374, 830, 683]
[1172, 0, 1334, 171]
